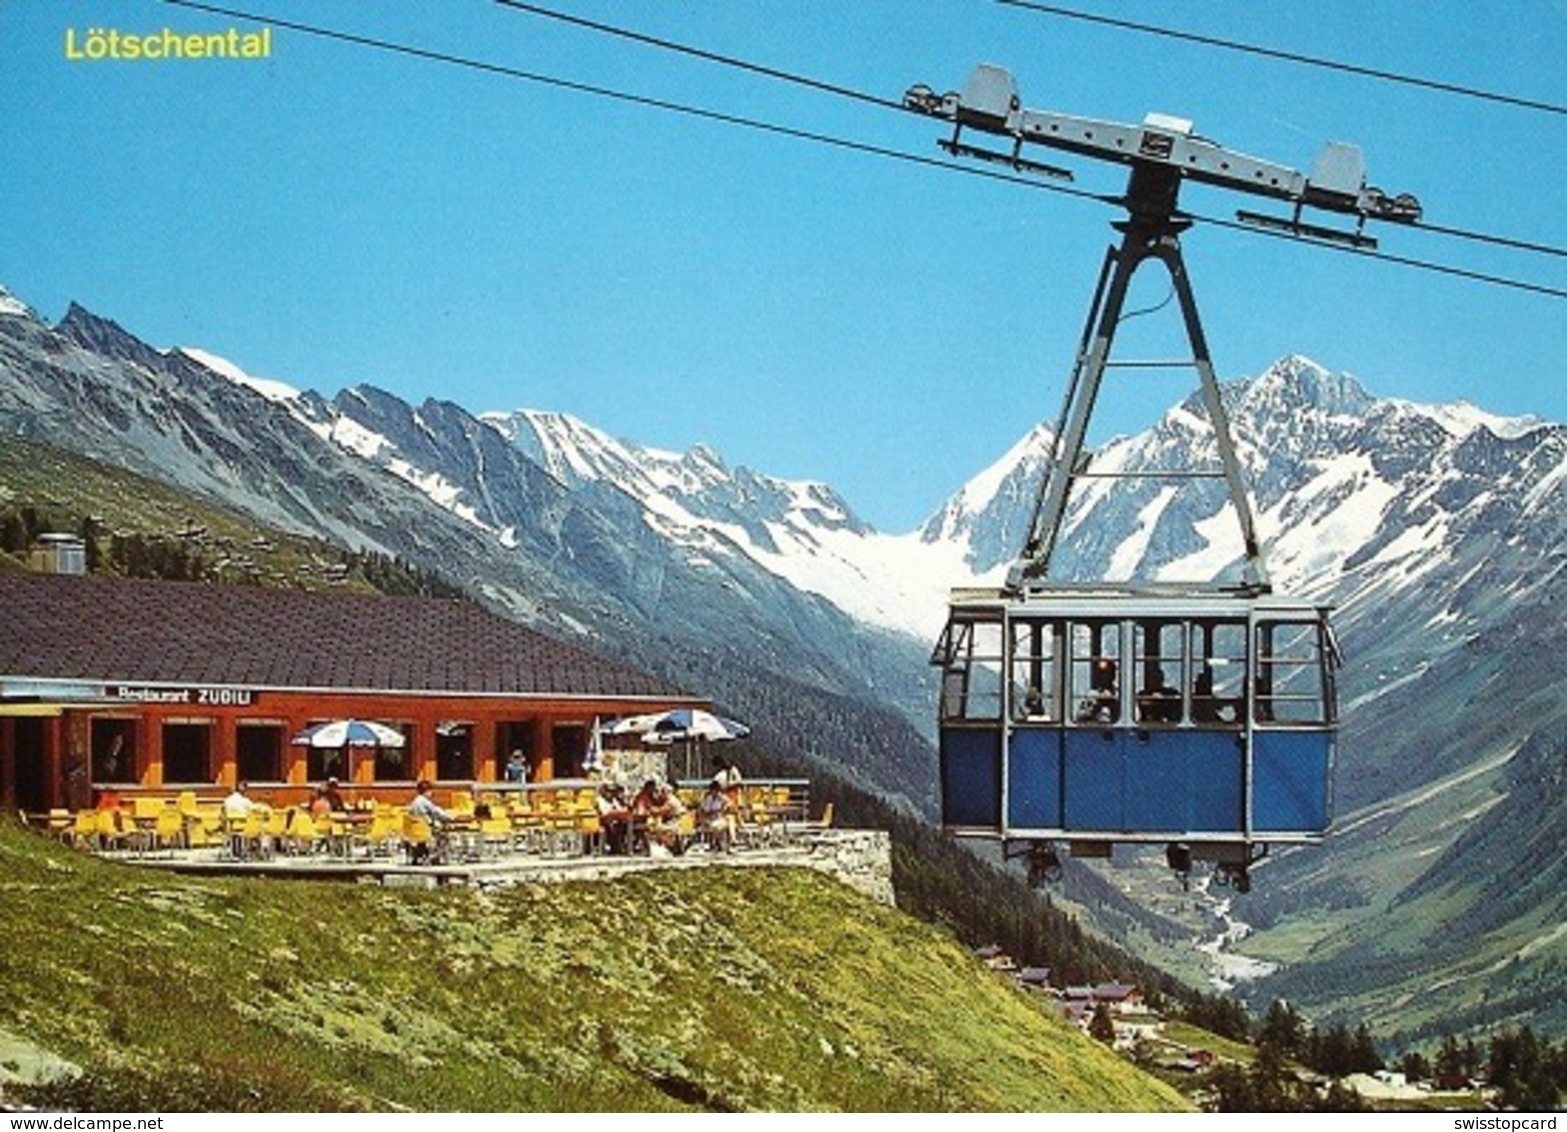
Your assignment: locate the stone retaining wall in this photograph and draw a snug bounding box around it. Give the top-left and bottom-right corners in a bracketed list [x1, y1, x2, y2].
[146, 829, 899, 906]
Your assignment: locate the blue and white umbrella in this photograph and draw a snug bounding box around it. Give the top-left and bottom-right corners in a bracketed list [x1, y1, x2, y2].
[603, 709, 750, 780]
[291, 719, 407, 749]
[292, 719, 407, 782]
[604, 708, 750, 744]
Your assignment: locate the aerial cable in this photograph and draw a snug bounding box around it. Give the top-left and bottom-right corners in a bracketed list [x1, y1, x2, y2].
[1408, 220, 1567, 261]
[1193, 213, 1567, 300]
[996, 0, 1567, 118]
[488, 0, 905, 112]
[489, 1, 1566, 263]
[160, 0, 1113, 207]
[160, 0, 1566, 301]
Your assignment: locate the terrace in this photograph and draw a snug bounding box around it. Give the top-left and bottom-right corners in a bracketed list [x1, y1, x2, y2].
[26, 778, 865, 893]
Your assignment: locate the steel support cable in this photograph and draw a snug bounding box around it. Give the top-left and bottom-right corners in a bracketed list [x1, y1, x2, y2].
[160, 0, 1566, 300]
[491, 1, 1567, 262]
[489, 0, 906, 112]
[1191, 213, 1567, 300]
[996, 0, 1567, 118]
[161, 0, 1114, 205]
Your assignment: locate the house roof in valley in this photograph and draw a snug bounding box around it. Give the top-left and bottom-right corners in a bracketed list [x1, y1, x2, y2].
[0, 572, 694, 701]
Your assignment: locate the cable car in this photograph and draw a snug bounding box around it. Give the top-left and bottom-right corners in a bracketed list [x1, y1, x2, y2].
[932, 588, 1339, 890]
[908, 65, 1367, 889]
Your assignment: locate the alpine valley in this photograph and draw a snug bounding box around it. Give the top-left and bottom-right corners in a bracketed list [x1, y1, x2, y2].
[1, 282, 1562, 1051]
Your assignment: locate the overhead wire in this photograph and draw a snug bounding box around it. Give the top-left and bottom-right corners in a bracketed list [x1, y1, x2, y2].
[490, 1, 1567, 263]
[488, 0, 905, 112]
[158, 0, 1114, 206]
[995, 0, 1567, 119]
[160, 0, 1566, 299]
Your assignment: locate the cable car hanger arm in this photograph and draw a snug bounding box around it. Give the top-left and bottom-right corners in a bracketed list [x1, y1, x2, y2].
[904, 64, 1421, 242]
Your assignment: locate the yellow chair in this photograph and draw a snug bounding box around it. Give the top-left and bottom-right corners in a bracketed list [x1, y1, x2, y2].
[94, 808, 127, 852]
[479, 813, 515, 857]
[319, 809, 354, 852]
[509, 804, 547, 854]
[401, 813, 435, 864]
[184, 815, 214, 850]
[740, 795, 775, 850]
[128, 797, 166, 854]
[258, 808, 286, 856]
[358, 811, 397, 858]
[131, 796, 165, 821]
[71, 810, 99, 851]
[194, 804, 225, 845]
[574, 812, 602, 856]
[797, 802, 834, 838]
[285, 808, 324, 855]
[152, 808, 186, 855]
[225, 810, 264, 859]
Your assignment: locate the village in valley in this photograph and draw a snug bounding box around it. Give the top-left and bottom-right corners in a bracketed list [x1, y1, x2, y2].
[970, 943, 1503, 1111]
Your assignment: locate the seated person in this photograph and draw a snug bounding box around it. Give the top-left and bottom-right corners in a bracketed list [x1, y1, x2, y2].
[1016, 685, 1049, 720]
[222, 781, 254, 818]
[631, 779, 686, 857]
[1137, 667, 1182, 724]
[322, 777, 347, 811]
[595, 781, 631, 855]
[1074, 659, 1120, 723]
[1191, 669, 1240, 724]
[222, 781, 255, 858]
[408, 779, 452, 824]
[406, 779, 453, 864]
[697, 780, 735, 853]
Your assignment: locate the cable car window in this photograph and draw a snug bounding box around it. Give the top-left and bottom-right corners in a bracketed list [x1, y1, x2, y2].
[1191, 620, 1247, 725]
[1070, 621, 1121, 724]
[1134, 621, 1184, 724]
[1010, 618, 1059, 721]
[936, 617, 1004, 722]
[1255, 621, 1328, 725]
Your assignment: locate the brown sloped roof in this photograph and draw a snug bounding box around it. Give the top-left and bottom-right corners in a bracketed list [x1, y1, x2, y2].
[0, 572, 693, 700]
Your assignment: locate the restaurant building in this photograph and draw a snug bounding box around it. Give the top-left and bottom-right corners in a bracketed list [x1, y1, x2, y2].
[0, 570, 704, 812]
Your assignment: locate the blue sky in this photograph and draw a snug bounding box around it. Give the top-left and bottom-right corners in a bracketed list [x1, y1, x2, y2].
[3, 1, 1564, 531]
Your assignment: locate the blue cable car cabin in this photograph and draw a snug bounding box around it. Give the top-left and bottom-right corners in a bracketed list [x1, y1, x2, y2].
[932, 588, 1338, 889]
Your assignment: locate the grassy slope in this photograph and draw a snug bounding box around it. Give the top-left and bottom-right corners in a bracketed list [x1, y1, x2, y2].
[0, 435, 441, 594]
[0, 822, 1188, 1112]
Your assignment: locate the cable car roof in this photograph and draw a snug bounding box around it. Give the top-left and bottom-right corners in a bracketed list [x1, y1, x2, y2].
[945, 586, 1331, 619]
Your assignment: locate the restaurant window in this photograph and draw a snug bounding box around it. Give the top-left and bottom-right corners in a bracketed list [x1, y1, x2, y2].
[374, 724, 413, 781]
[302, 720, 341, 782]
[496, 722, 530, 781]
[436, 722, 474, 781]
[237, 722, 283, 782]
[91, 718, 137, 784]
[552, 724, 587, 778]
[162, 721, 212, 783]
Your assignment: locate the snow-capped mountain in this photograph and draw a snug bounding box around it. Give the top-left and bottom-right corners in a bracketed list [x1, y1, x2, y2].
[481, 407, 976, 635]
[1, 284, 1562, 1042]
